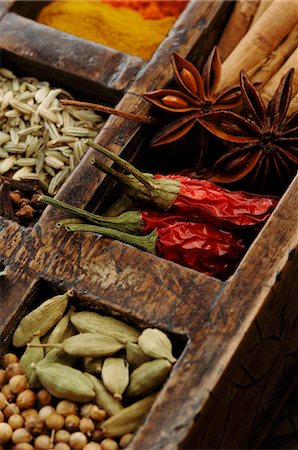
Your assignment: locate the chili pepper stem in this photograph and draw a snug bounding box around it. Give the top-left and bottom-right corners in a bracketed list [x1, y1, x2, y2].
[64, 223, 157, 255]
[40, 194, 143, 234]
[88, 141, 154, 191]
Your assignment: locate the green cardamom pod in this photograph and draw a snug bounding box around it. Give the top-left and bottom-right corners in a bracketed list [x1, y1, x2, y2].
[101, 393, 157, 436]
[33, 362, 95, 402]
[39, 348, 78, 367]
[70, 311, 140, 343]
[126, 342, 151, 369]
[83, 357, 103, 375]
[35, 333, 124, 357]
[45, 312, 76, 353]
[85, 372, 123, 417]
[101, 358, 129, 400]
[20, 336, 44, 388]
[138, 328, 176, 363]
[125, 359, 172, 397]
[13, 290, 74, 347]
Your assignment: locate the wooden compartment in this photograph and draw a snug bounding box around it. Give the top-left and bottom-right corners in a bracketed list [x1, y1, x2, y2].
[0, 1, 297, 448]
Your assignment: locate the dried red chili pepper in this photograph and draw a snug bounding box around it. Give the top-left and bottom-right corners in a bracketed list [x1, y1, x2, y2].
[88, 142, 277, 229]
[62, 221, 245, 278]
[40, 194, 204, 234]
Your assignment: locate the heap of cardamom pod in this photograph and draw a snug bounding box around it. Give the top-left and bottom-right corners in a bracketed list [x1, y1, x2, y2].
[0, 290, 177, 449]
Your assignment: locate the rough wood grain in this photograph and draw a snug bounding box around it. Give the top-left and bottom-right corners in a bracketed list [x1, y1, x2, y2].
[0, 1, 297, 448]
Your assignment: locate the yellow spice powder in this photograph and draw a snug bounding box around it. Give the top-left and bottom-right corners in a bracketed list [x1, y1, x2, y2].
[37, 1, 176, 60]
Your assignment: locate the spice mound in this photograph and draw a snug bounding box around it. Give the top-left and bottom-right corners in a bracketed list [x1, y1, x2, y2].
[0, 290, 177, 448]
[0, 67, 104, 196]
[36, 1, 187, 60]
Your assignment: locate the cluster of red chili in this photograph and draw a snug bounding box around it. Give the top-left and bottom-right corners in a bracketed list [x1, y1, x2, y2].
[86, 143, 277, 280]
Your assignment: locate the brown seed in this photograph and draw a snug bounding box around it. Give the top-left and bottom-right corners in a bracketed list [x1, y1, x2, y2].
[36, 390, 52, 408]
[9, 375, 28, 394]
[101, 439, 118, 450]
[1, 384, 15, 402]
[180, 68, 199, 94]
[25, 416, 44, 435]
[38, 405, 55, 421]
[83, 443, 102, 450]
[11, 428, 32, 444]
[12, 443, 34, 450]
[16, 390, 36, 409]
[56, 400, 77, 417]
[119, 433, 133, 448]
[8, 414, 24, 429]
[5, 363, 25, 379]
[21, 409, 39, 420]
[79, 417, 95, 435]
[161, 95, 189, 109]
[34, 434, 52, 450]
[54, 429, 70, 443]
[2, 353, 19, 369]
[54, 443, 70, 450]
[0, 422, 13, 443]
[91, 430, 105, 443]
[0, 393, 6, 410]
[3, 403, 20, 418]
[64, 414, 80, 432]
[0, 371, 7, 389]
[0, 411, 3, 422]
[45, 413, 64, 431]
[69, 432, 87, 450]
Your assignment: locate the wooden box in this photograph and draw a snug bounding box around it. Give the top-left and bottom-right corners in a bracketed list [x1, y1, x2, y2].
[0, 1, 297, 448]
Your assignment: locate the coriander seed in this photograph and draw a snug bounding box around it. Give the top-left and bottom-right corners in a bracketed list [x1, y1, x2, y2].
[36, 390, 52, 407]
[2, 353, 19, 369]
[38, 405, 55, 421]
[11, 428, 32, 444]
[34, 434, 52, 450]
[8, 414, 24, 429]
[64, 414, 80, 432]
[79, 417, 95, 435]
[16, 390, 36, 409]
[0, 422, 13, 443]
[0, 371, 7, 389]
[119, 433, 133, 448]
[0, 393, 7, 410]
[54, 429, 70, 444]
[69, 432, 87, 450]
[101, 438, 118, 450]
[56, 400, 77, 417]
[9, 375, 28, 394]
[6, 363, 25, 379]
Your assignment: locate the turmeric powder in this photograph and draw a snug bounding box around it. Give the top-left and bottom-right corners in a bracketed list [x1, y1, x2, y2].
[37, 1, 182, 60]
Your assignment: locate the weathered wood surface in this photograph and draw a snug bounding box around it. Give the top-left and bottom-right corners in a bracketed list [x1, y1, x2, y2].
[0, 1, 297, 448]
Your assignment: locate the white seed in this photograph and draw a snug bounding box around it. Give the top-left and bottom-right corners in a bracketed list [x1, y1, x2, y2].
[9, 100, 34, 115]
[12, 167, 32, 181]
[0, 155, 17, 174]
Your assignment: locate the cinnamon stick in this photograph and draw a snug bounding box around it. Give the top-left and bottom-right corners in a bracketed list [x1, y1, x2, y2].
[287, 92, 298, 116]
[251, 24, 298, 86]
[217, 0, 260, 61]
[261, 48, 298, 105]
[219, 0, 298, 89]
[250, 0, 274, 27]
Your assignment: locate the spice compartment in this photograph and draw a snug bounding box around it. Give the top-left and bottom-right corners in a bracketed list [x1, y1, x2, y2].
[0, 275, 187, 447]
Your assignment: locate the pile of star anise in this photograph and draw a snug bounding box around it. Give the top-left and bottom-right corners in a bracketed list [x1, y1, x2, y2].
[143, 47, 298, 195]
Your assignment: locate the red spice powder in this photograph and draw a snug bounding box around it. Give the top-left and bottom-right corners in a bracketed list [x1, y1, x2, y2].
[103, 0, 188, 19]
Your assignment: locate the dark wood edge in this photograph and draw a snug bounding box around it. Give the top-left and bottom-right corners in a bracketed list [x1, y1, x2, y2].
[0, 11, 144, 97]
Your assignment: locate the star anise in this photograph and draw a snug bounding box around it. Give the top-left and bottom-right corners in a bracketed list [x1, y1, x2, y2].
[199, 69, 298, 192]
[143, 47, 242, 168]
